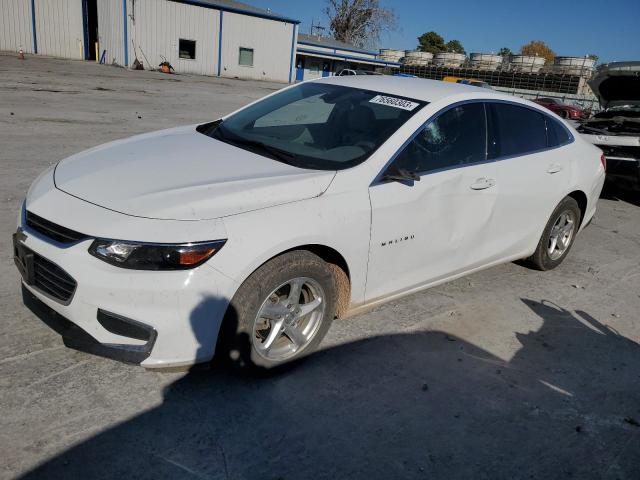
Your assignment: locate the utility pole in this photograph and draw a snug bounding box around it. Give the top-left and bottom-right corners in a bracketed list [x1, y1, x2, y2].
[310, 18, 326, 37]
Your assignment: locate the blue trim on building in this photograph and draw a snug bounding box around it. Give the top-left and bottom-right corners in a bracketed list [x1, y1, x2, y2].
[296, 48, 400, 67]
[217, 10, 223, 76]
[123, 0, 128, 67]
[297, 40, 376, 56]
[288, 24, 297, 83]
[30, 0, 38, 54]
[169, 0, 300, 24]
[81, 0, 89, 60]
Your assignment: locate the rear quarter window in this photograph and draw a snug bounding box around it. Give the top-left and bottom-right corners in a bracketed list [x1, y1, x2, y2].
[545, 117, 572, 147]
[488, 103, 547, 158]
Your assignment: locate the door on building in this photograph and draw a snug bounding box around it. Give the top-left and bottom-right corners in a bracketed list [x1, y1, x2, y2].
[321, 61, 331, 77]
[83, 0, 98, 61]
[295, 58, 305, 82]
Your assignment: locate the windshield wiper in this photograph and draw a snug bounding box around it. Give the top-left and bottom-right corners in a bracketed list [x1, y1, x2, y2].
[214, 129, 298, 165]
[196, 119, 223, 136]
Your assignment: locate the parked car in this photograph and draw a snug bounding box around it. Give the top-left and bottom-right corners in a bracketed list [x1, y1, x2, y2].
[532, 97, 586, 120]
[338, 69, 382, 76]
[578, 61, 640, 191]
[14, 77, 605, 370]
[442, 76, 492, 89]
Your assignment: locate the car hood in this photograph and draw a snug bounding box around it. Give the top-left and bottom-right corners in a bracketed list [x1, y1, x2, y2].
[54, 125, 336, 221]
[589, 61, 640, 109]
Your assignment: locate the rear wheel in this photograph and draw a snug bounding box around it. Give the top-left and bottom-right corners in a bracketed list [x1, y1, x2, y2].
[528, 197, 581, 270]
[217, 250, 338, 370]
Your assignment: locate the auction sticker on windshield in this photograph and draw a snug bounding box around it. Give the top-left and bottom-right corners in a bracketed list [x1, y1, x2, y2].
[369, 95, 420, 111]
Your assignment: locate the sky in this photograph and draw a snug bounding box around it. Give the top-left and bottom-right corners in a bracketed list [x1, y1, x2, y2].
[249, 0, 640, 63]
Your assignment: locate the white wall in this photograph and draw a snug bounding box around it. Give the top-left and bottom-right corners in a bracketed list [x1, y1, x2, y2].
[220, 12, 295, 83]
[0, 0, 35, 54]
[34, 0, 84, 59]
[97, 0, 125, 66]
[126, 0, 220, 75]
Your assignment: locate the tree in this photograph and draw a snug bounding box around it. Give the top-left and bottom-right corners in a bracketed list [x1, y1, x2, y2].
[498, 47, 512, 57]
[325, 0, 397, 48]
[417, 31, 445, 54]
[587, 53, 599, 63]
[445, 39, 465, 54]
[519, 40, 555, 64]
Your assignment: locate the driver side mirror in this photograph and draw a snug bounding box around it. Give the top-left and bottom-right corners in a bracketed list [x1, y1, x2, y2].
[381, 168, 421, 183]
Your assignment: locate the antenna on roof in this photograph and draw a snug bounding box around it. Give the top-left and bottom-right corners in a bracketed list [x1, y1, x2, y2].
[310, 18, 326, 37]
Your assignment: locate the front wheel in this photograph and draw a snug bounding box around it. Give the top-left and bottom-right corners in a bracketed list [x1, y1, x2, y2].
[217, 250, 338, 370]
[527, 196, 581, 270]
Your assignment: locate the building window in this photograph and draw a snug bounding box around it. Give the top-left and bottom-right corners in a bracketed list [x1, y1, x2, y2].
[179, 39, 196, 59]
[239, 47, 254, 66]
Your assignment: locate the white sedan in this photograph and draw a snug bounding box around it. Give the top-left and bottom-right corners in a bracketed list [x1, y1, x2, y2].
[14, 76, 605, 369]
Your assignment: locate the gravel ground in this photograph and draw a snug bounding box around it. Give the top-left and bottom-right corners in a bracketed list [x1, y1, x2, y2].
[1, 54, 639, 480]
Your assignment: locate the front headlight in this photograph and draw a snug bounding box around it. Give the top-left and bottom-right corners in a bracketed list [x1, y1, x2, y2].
[88, 239, 226, 270]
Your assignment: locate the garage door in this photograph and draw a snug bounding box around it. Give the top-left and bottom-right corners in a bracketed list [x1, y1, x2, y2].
[34, 0, 84, 59]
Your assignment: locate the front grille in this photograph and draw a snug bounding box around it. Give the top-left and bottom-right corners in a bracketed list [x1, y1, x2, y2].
[32, 251, 77, 303]
[26, 211, 89, 244]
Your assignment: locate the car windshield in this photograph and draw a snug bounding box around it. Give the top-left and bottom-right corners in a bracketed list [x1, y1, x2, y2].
[197, 82, 426, 170]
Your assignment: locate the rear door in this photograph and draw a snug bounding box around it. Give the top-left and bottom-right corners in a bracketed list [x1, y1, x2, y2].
[366, 102, 500, 301]
[484, 102, 573, 259]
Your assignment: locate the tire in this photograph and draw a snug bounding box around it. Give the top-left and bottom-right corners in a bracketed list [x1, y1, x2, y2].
[217, 250, 338, 370]
[528, 196, 581, 271]
[560, 110, 569, 119]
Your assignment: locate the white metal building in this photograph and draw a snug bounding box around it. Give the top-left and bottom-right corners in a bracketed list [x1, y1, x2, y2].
[0, 0, 86, 58]
[0, 0, 300, 83]
[294, 33, 400, 81]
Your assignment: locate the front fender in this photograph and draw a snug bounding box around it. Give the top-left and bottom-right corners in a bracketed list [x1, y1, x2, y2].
[209, 191, 371, 307]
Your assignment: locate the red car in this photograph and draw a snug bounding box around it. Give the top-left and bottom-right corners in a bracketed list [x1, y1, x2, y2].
[532, 97, 586, 120]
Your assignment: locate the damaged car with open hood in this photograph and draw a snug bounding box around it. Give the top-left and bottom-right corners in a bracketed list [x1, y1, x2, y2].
[578, 61, 640, 190]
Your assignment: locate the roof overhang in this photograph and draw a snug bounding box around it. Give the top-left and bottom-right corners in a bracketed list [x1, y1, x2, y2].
[169, 0, 300, 24]
[296, 48, 400, 68]
[297, 40, 377, 56]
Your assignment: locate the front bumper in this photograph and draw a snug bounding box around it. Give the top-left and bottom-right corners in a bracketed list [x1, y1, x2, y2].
[15, 219, 239, 368]
[22, 285, 157, 364]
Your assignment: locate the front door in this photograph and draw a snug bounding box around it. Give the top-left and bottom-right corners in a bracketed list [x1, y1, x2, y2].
[366, 102, 499, 301]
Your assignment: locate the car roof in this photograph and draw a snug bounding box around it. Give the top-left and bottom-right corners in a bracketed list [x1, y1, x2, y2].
[314, 75, 512, 104]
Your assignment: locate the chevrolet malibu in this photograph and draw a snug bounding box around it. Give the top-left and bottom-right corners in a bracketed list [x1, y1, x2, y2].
[14, 76, 605, 369]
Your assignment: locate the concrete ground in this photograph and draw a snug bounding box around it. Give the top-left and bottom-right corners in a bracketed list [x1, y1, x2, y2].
[1, 54, 639, 480]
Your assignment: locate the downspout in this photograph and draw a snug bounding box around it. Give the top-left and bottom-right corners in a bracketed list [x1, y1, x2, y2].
[30, 0, 38, 54]
[217, 10, 223, 76]
[123, 0, 129, 67]
[288, 23, 297, 83]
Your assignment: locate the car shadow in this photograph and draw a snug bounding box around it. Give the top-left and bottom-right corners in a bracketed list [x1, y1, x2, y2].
[20, 298, 640, 479]
[601, 181, 640, 207]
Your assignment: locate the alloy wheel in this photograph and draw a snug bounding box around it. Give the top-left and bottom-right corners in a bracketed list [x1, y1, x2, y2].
[252, 277, 325, 362]
[547, 210, 576, 260]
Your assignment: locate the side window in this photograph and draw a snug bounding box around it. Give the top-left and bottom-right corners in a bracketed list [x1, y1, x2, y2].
[488, 103, 547, 158]
[239, 47, 254, 66]
[179, 39, 196, 59]
[391, 103, 487, 174]
[545, 117, 571, 147]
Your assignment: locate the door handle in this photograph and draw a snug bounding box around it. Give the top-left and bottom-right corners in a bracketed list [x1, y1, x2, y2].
[470, 178, 496, 190]
[547, 164, 563, 174]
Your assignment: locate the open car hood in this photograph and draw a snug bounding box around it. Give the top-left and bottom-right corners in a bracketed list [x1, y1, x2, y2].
[589, 61, 640, 109]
